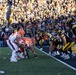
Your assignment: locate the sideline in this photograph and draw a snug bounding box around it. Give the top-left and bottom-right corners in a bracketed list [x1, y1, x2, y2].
[35, 47, 76, 71]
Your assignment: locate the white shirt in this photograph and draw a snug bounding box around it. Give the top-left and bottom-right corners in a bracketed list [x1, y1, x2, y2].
[8, 32, 18, 42]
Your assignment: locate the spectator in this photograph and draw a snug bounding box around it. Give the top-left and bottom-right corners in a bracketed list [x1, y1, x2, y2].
[0, 30, 4, 47]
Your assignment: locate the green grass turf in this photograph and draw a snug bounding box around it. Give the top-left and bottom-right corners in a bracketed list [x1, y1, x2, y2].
[0, 47, 76, 75]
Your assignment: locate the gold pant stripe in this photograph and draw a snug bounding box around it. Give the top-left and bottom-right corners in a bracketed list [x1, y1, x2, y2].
[62, 42, 70, 51]
[65, 42, 75, 51]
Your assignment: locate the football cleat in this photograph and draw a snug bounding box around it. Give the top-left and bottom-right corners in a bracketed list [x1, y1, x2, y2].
[51, 51, 57, 56]
[64, 54, 70, 60]
[56, 51, 60, 55]
[19, 53, 25, 58]
[61, 53, 66, 58]
[10, 57, 17, 62]
[40, 48, 43, 50]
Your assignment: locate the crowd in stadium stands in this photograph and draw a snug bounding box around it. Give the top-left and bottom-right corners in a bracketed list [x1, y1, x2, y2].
[0, 0, 76, 53]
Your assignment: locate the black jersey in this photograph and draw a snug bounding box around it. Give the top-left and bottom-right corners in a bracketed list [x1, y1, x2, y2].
[62, 34, 73, 43]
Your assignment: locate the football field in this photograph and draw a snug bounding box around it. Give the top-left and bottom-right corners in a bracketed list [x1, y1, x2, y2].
[0, 47, 76, 75]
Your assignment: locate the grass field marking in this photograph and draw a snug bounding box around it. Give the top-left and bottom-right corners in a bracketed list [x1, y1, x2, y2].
[35, 47, 76, 71]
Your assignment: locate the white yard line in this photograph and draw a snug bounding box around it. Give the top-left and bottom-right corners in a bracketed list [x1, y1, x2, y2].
[35, 47, 76, 71]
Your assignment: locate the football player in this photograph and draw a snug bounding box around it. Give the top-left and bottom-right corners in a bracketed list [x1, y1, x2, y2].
[47, 33, 61, 56]
[58, 30, 75, 60]
[22, 37, 38, 58]
[6, 27, 25, 62]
